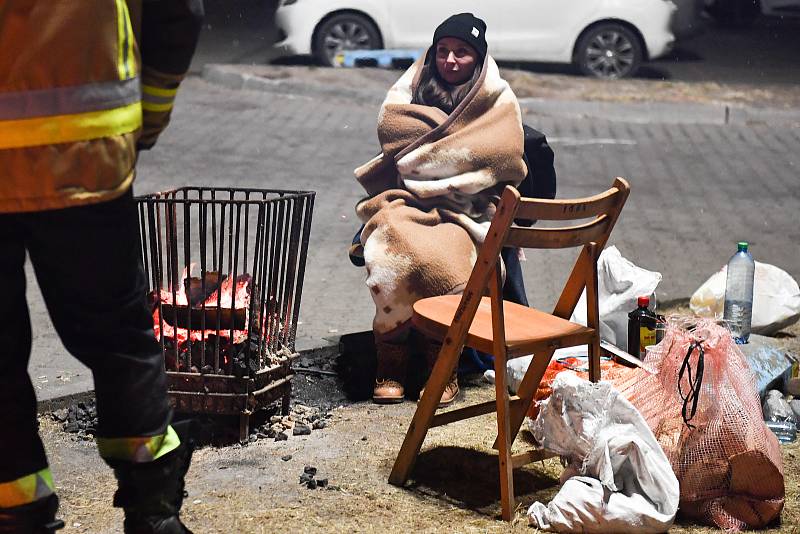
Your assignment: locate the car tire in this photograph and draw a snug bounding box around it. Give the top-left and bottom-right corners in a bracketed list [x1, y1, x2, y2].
[706, 0, 760, 27]
[312, 13, 382, 67]
[575, 23, 643, 79]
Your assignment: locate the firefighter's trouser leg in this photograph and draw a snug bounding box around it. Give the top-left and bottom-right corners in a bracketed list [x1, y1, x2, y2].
[0, 190, 178, 520]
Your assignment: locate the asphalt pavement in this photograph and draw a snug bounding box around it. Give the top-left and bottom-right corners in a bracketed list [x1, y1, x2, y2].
[26, 71, 800, 401]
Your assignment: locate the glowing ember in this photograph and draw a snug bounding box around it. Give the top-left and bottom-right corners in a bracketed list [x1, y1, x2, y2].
[152, 265, 254, 348]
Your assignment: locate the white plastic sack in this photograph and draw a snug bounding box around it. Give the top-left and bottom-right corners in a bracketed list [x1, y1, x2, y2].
[570, 246, 662, 346]
[527, 373, 679, 533]
[690, 261, 800, 335]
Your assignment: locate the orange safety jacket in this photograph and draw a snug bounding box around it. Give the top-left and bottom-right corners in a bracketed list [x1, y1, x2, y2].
[0, 0, 203, 213]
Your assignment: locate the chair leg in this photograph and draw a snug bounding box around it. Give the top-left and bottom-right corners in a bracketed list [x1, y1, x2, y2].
[493, 346, 515, 521]
[388, 340, 460, 486]
[586, 241, 601, 382]
[589, 337, 601, 383]
[493, 346, 556, 450]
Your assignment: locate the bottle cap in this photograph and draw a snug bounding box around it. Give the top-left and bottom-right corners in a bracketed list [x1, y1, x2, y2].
[738, 241, 748, 252]
[637, 295, 650, 308]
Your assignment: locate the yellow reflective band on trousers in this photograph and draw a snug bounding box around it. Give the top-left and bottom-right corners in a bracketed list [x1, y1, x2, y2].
[0, 468, 55, 508]
[0, 102, 142, 150]
[97, 425, 181, 463]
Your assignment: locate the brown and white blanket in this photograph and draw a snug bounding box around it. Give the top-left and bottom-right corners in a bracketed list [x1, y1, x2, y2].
[355, 53, 527, 337]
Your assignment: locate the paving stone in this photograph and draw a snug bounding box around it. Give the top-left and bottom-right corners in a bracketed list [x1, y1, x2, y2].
[30, 76, 800, 400]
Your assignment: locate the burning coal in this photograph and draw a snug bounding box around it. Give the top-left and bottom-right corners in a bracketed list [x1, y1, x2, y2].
[151, 265, 273, 377]
[152, 265, 253, 346]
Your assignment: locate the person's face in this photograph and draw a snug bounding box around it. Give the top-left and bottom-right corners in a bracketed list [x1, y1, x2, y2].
[435, 37, 479, 85]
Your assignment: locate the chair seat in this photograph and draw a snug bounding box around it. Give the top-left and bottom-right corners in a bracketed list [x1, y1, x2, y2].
[412, 295, 595, 357]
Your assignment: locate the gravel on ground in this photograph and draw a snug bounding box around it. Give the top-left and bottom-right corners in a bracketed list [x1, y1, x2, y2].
[43, 308, 800, 533]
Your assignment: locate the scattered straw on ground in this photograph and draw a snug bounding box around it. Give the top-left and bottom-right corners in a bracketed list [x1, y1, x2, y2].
[41, 308, 800, 532]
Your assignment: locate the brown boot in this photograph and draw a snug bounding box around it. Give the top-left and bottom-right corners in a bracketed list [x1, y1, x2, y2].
[419, 339, 459, 408]
[373, 341, 409, 404]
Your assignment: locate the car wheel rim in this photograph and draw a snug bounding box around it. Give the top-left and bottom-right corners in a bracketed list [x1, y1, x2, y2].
[584, 31, 635, 79]
[323, 21, 374, 64]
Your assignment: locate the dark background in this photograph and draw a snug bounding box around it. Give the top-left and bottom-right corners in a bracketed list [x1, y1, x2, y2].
[193, 0, 800, 85]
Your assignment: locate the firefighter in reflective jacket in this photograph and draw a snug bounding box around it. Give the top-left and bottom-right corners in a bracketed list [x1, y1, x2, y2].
[0, 1, 203, 532]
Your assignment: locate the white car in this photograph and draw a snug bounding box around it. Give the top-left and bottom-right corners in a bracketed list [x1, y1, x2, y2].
[275, 0, 705, 79]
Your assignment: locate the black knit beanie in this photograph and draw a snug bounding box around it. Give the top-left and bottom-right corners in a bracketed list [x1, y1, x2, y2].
[432, 13, 488, 61]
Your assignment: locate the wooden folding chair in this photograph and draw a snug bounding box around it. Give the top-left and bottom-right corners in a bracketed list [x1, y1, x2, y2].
[388, 177, 630, 520]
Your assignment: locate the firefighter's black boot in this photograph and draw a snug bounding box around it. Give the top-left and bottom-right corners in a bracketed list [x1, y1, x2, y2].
[0, 494, 64, 533]
[111, 425, 195, 534]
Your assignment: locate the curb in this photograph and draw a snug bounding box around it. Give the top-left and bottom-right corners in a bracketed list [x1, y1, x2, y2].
[519, 97, 800, 126]
[202, 64, 800, 126]
[36, 338, 343, 413]
[37, 390, 96, 414]
[201, 64, 385, 102]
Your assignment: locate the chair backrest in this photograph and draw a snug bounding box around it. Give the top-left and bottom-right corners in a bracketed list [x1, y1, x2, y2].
[455, 177, 630, 330]
[508, 177, 629, 319]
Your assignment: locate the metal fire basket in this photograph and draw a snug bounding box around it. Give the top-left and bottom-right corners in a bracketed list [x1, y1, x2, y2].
[136, 187, 315, 440]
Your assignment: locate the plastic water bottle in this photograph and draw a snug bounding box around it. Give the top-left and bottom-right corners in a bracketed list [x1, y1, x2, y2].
[766, 421, 798, 444]
[723, 241, 755, 344]
[763, 390, 798, 444]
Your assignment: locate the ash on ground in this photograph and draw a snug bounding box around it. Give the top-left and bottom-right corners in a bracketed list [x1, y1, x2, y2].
[50, 399, 98, 441]
[48, 346, 348, 446]
[291, 350, 350, 413]
[49, 398, 331, 446]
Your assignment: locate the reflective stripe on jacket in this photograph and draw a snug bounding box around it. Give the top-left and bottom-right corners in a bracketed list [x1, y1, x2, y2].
[0, 0, 203, 213]
[0, 0, 139, 212]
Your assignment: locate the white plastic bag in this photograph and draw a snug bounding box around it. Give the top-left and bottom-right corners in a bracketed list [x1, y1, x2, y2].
[527, 373, 679, 533]
[496, 346, 587, 394]
[690, 262, 800, 335]
[570, 246, 662, 346]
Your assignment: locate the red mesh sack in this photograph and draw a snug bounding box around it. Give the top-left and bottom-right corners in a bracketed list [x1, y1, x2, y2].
[615, 317, 784, 530]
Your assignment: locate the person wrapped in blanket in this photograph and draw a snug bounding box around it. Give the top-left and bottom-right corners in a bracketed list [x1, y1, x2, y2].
[353, 13, 528, 406]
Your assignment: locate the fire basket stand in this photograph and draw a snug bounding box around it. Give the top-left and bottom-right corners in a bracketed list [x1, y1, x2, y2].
[136, 187, 315, 442]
